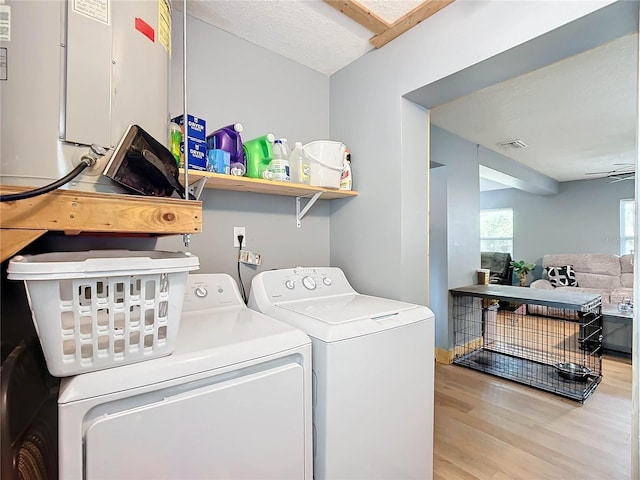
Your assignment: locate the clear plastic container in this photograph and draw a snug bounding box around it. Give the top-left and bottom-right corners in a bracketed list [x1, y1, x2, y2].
[271, 138, 291, 182]
[289, 142, 310, 184]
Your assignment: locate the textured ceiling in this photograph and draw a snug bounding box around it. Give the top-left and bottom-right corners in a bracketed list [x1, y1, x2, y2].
[180, 0, 427, 75]
[431, 33, 638, 184]
[358, 0, 424, 23]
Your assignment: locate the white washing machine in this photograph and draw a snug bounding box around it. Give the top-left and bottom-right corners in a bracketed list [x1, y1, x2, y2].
[58, 273, 313, 479]
[249, 267, 435, 480]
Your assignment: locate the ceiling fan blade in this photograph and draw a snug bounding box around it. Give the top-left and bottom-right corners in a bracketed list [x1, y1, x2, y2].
[586, 167, 636, 177]
[609, 176, 635, 183]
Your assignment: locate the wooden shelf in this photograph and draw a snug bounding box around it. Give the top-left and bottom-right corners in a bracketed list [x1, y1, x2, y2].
[0, 229, 47, 262]
[180, 169, 358, 199]
[0, 185, 202, 262]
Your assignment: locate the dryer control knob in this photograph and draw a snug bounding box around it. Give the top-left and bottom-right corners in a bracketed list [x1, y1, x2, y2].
[285, 280, 295, 290]
[195, 286, 208, 298]
[322, 277, 332, 286]
[302, 276, 317, 290]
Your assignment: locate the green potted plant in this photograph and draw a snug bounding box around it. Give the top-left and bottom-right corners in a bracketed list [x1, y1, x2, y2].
[511, 260, 536, 287]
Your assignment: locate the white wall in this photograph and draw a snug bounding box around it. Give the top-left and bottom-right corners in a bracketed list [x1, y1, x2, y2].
[156, 12, 332, 289]
[428, 165, 448, 350]
[328, 0, 629, 362]
[329, 0, 616, 305]
[429, 126, 481, 350]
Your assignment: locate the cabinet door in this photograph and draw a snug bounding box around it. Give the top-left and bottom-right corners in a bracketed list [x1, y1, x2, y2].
[603, 315, 632, 354]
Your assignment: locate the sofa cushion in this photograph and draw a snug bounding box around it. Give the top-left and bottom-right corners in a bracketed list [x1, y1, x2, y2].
[620, 254, 634, 288]
[621, 273, 633, 289]
[574, 272, 622, 290]
[545, 265, 578, 287]
[530, 279, 554, 290]
[543, 253, 621, 276]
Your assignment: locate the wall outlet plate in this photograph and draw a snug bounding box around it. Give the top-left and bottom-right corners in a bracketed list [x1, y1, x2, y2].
[233, 226, 246, 247]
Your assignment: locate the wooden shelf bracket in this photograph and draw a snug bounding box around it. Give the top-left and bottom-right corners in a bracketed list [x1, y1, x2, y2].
[296, 192, 323, 228]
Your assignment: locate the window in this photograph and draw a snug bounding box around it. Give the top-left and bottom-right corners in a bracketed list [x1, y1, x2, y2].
[620, 199, 635, 255]
[480, 208, 513, 255]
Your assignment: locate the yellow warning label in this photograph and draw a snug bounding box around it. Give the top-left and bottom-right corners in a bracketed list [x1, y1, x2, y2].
[159, 0, 171, 57]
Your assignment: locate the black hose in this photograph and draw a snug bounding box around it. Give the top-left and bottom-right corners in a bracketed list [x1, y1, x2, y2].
[0, 162, 89, 202]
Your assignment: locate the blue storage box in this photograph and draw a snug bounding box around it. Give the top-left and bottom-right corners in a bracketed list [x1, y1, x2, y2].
[180, 139, 207, 171]
[171, 114, 206, 143]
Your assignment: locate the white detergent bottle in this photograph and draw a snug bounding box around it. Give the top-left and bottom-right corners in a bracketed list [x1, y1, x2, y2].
[339, 150, 352, 190]
[271, 138, 290, 182]
[289, 141, 310, 184]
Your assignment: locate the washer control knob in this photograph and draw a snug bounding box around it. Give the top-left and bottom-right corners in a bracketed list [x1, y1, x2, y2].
[302, 276, 317, 290]
[285, 280, 295, 290]
[322, 277, 332, 286]
[195, 286, 208, 298]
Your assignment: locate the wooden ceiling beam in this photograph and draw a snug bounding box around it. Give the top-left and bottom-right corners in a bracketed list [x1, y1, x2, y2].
[370, 0, 455, 48]
[324, 0, 390, 35]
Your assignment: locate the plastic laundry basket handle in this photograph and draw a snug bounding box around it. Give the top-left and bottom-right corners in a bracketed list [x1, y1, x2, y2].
[301, 149, 343, 171]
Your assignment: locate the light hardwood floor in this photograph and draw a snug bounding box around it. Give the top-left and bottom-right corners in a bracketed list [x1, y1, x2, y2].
[434, 355, 632, 480]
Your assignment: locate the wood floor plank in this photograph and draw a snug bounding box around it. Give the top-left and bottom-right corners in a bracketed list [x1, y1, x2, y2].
[433, 455, 479, 480]
[434, 356, 632, 479]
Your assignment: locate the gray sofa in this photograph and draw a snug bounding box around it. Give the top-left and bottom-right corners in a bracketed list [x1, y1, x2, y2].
[530, 253, 633, 305]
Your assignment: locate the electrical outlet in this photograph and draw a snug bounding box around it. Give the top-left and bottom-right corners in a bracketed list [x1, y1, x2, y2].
[233, 227, 246, 248]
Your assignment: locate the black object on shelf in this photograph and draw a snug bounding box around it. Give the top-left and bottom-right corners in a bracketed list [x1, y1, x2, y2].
[481, 251, 513, 285]
[104, 124, 193, 200]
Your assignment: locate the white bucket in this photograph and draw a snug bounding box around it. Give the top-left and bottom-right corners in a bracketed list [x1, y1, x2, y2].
[301, 141, 346, 189]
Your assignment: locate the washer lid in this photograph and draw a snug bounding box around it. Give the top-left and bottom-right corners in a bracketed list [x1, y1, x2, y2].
[278, 294, 419, 324]
[58, 307, 310, 403]
[273, 293, 433, 342]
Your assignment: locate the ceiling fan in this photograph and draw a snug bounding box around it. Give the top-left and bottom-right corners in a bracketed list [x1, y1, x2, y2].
[585, 163, 636, 182]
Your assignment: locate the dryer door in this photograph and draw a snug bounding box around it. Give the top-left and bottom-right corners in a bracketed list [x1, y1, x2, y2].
[83, 363, 305, 479]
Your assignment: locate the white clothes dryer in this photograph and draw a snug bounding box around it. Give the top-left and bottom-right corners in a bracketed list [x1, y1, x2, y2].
[58, 273, 313, 479]
[249, 267, 435, 480]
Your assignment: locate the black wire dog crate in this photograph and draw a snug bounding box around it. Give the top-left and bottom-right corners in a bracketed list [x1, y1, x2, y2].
[450, 285, 603, 402]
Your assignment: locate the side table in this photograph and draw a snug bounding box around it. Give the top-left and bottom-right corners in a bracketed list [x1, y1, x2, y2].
[601, 304, 633, 355]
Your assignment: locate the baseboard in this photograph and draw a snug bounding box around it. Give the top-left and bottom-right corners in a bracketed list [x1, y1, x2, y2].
[435, 348, 452, 364]
[436, 337, 484, 365]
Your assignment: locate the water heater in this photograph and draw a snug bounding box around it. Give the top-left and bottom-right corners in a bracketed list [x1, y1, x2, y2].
[0, 0, 172, 192]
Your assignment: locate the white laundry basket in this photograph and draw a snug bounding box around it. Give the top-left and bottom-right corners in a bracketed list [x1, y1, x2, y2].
[302, 141, 346, 189]
[7, 250, 200, 376]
